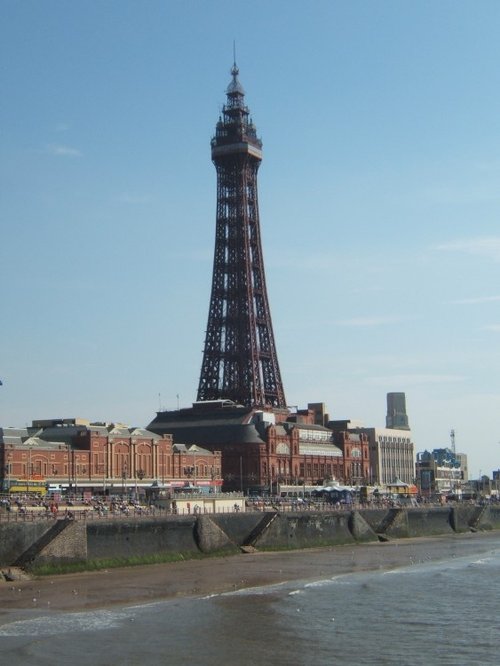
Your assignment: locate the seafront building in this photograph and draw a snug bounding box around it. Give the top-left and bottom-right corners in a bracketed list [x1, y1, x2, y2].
[1, 410, 375, 497]
[0, 419, 222, 495]
[328, 419, 415, 486]
[327, 393, 416, 486]
[415, 448, 464, 497]
[149, 401, 349, 493]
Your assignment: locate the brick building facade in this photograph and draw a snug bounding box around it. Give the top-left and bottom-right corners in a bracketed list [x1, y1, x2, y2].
[149, 402, 348, 493]
[0, 419, 222, 495]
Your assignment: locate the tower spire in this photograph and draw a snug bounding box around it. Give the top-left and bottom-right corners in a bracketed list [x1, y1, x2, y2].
[197, 64, 286, 409]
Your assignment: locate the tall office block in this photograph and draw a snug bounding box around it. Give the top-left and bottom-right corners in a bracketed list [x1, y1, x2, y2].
[386, 392, 410, 431]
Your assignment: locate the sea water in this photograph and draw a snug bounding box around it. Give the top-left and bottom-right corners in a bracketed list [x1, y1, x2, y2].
[1, 535, 499, 666]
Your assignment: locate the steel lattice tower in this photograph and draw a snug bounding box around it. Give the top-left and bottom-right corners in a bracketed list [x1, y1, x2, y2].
[197, 63, 286, 409]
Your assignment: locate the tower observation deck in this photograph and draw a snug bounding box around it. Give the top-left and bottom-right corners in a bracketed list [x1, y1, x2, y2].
[196, 63, 286, 409]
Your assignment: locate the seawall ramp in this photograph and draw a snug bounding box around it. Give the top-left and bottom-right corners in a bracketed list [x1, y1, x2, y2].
[252, 512, 355, 550]
[0, 521, 59, 567]
[195, 515, 240, 554]
[349, 511, 379, 543]
[377, 508, 409, 539]
[211, 512, 271, 546]
[451, 506, 480, 533]
[14, 519, 83, 568]
[406, 507, 455, 537]
[469, 505, 500, 531]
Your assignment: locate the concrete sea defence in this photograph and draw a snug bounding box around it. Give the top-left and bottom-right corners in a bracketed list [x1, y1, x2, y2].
[1, 505, 499, 570]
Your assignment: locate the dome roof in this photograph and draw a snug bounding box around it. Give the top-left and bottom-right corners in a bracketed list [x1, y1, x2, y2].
[226, 63, 245, 96]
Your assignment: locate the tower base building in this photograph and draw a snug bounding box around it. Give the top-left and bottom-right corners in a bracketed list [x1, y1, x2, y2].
[148, 401, 345, 493]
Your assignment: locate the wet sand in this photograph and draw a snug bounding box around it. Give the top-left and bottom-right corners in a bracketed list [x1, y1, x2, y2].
[0, 531, 498, 613]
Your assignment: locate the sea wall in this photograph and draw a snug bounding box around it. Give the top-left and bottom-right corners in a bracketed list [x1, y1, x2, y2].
[86, 517, 201, 560]
[0, 522, 56, 566]
[1, 505, 500, 569]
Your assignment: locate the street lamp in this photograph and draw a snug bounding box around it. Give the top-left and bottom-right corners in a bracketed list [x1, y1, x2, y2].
[67, 444, 72, 496]
[191, 449, 197, 489]
[122, 460, 128, 497]
[136, 469, 145, 500]
[27, 445, 32, 494]
[74, 451, 78, 498]
[5, 453, 12, 493]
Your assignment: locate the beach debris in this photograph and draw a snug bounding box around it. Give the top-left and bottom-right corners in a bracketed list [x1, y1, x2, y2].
[2, 567, 30, 582]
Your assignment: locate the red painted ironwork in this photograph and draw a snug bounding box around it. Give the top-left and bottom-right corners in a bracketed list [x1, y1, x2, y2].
[197, 63, 286, 408]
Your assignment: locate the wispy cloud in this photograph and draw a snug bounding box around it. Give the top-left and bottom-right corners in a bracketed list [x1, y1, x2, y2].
[434, 236, 500, 262]
[482, 324, 500, 332]
[46, 143, 82, 157]
[451, 295, 500, 305]
[338, 315, 416, 327]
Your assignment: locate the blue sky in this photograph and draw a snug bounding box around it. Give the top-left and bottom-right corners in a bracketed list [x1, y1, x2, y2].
[1, 1, 499, 478]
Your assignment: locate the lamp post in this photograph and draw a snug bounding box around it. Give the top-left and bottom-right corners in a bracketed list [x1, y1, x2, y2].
[192, 449, 197, 489]
[184, 449, 197, 489]
[121, 459, 127, 497]
[7, 454, 12, 493]
[67, 444, 72, 497]
[74, 451, 78, 499]
[27, 445, 32, 494]
[136, 469, 145, 500]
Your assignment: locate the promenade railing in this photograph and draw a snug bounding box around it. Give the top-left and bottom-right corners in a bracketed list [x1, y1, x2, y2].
[1, 496, 490, 523]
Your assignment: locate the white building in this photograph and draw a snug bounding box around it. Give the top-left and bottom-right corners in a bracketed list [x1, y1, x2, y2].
[328, 420, 415, 486]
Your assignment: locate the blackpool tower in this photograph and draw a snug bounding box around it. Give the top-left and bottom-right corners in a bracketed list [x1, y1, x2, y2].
[196, 63, 286, 409]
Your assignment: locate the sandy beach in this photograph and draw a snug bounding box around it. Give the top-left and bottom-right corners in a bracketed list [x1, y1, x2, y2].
[0, 531, 498, 614]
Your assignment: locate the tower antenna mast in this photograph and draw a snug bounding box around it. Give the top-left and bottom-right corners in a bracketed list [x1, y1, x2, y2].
[450, 429, 456, 454]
